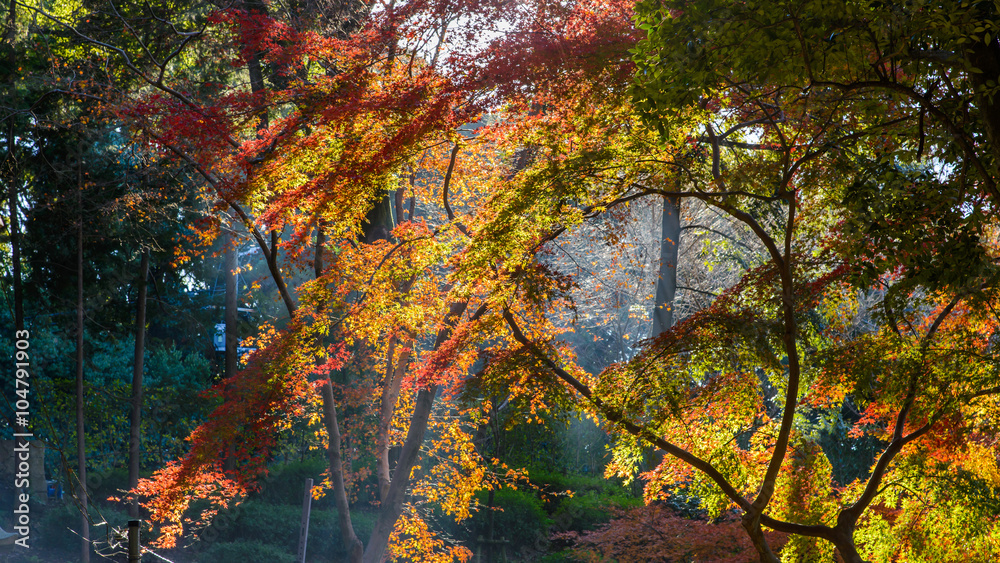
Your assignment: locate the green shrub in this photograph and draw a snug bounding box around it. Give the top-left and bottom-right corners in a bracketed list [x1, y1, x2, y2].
[197, 539, 297, 563]
[297, 506, 377, 558]
[208, 501, 300, 550]
[252, 459, 332, 508]
[468, 488, 551, 554]
[527, 468, 637, 506]
[35, 504, 81, 552]
[195, 499, 377, 562]
[536, 551, 581, 563]
[550, 492, 613, 533]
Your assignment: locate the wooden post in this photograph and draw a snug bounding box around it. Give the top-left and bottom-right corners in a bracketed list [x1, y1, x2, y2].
[128, 520, 140, 563]
[297, 478, 313, 563]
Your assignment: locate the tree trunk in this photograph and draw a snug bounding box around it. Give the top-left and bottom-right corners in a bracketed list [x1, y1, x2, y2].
[394, 186, 406, 223]
[363, 301, 469, 563]
[830, 522, 868, 563]
[745, 200, 803, 562]
[364, 385, 438, 563]
[362, 174, 408, 504]
[486, 488, 496, 563]
[377, 338, 411, 503]
[5, 0, 22, 334]
[223, 226, 238, 474]
[225, 226, 238, 380]
[651, 195, 680, 337]
[362, 190, 395, 244]
[76, 147, 90, 563]
[312, 221, 363, 562]
[244, 0, 270, 133]
[228, 0, 268, 379]
[128, 249, 149, 518]
[741, 512, 780, 563]
[321, 381, 364, 563]
[6, 122, 22, 333]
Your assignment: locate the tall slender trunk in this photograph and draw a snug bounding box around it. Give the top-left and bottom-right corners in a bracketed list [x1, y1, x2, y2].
[229, 0, 267, 375]
[364, 385, 438, 563]
[225, 227, 238, 380]
[221, 4, 270, 474]
[244, 0, 270, 131]
[7, 124, 22, 333]
[128, 250, 149, 518]
[965, 8, 1000, 181]
[76, 146, 90, 563]
[313, 222, 364, 561]
[485, 488, 496, 563]
[222, 226, 238, 474]
[5, 0, 22, 333]
[651, 195, 680, 337]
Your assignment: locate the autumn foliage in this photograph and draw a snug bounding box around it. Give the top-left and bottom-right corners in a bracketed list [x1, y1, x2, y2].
[18, 0, 1000, 561]
[561, 504, 789, 563]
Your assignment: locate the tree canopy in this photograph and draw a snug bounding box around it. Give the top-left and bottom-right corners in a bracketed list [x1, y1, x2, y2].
[3, 0, 999, 562]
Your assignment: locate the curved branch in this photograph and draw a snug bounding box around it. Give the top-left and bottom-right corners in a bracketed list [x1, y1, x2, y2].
[501, 309, 753, 513]
[529, 189, 655, 252]
[759, 514, 834, 540]
[441, 142, 468, 235]
[680, 224, 757, 252]
[677, 285, 719, 298]
[163, 142, 297, 317]
[442, 143, 460, 221]
[841, 422, 932, 523]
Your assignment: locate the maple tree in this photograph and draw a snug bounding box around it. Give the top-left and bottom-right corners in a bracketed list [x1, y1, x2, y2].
[458, 2, 1000, 562]
[20, 1, 541, 561]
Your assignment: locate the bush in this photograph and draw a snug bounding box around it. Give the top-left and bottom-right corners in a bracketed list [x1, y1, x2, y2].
[468, 488, 551, 554]
[525, 468, 640, 535]
[552, 491, 618, 532]
[528, 468, 635, 504]
[195, 499, 377, 562]
[565, 504, 788, 563]
[535, 551, 579, 563]
[36, 504, 82, 552]
[252, 458, 332, 508]
[307, 508, 377, 558]
[209, 501, 300, 550]
[529, 469, 610, 497]
[197, 539, 297, 563]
